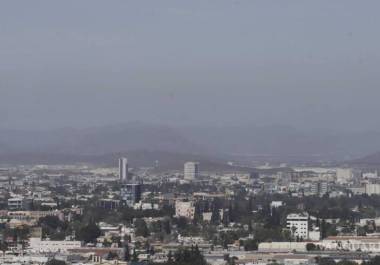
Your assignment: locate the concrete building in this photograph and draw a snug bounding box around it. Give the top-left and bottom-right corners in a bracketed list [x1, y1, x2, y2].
[97, 199, 120, 210]
[202, 212, 213, 222]
[319, 182, 329, 196]
[336, 168, 353, 184]
[184, 162, 199, 180]
[7, 210, 58, 223]
[310, 182, 329, 196]
[365, 183, 380, 195]
[322, 236, 380, 252]
[120, 183, 142, 207]
[286, 212, 309, 240]
[309, 230, 321, 241]
[8, 197, 32, 211]
[119, 157, 129, 183]
[363, 172, 378, 179]
[8, 197, 24, 210]
[258, 242, 307, 252]
[175, 201, 195, 220]
[29, 238, 81, 253]
[310, 182, 319, 195]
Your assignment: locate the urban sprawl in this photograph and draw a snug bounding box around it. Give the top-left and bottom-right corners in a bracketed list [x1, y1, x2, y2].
[1, 159, 380, 265]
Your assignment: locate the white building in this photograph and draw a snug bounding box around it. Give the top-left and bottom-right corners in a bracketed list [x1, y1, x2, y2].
[184, 162, 199, 180]
[363, 172, 378, 179]
[365, 183, 380, 195]
[119, 157, 129, 182]
[359, 217, 380, 226]
[175, 201, 195, 220]
[258, 242, 307, 252]
[336, 168, 353, 184]
[202, 212, 213, 222]
[309, 230, 321, 241]
[286, 212, 309, 240]
[322, 236, 380, 252]
[134, 202, 159, 210]
[29, 238, 81, 253]
[271, 201, 284, 208]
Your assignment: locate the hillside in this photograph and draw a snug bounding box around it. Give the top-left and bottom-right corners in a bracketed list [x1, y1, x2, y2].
[2, 122, 380, 164]
[0, 150, 256, 173]
[349, 151, 380, 166]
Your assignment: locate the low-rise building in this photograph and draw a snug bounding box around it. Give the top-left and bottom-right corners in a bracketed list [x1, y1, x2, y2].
[286, 212, 309, 240]
[29, 238, 81, 253]
[175, 201, 195, 220]
[322, 236, 380, 252]
[365, 183, 380, 195]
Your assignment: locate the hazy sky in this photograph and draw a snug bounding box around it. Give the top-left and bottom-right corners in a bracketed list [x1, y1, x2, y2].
[1, 1, 380, 131]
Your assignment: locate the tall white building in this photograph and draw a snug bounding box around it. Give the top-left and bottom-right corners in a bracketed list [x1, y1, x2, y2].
[365, 183, 380, 195]
[184, 162, 199, 180]
[287, 212, 309, 240]
[119, 157, 129, 182]
[336, 168, 353, 184]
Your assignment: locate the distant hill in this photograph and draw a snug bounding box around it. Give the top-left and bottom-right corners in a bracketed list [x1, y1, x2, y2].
[2, 122, 380, 164]
[0, 122, 203, 155]
[0, 150, 255, 173]
[179, 125, 380, 162]
[349, 151, 380, 166]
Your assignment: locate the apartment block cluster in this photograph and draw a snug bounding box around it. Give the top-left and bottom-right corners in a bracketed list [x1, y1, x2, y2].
[246, 167, 380, 198]
[2, 160, 380, 265]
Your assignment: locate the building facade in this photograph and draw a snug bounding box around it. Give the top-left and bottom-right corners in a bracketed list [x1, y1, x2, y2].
[175, 201, 195, 220]
[286, 212, 309, 240]
[365, 183, 380, 195]
[120, 183, 142, 207]
[119, 157, 129, 182]
[184, 162, 199, 180]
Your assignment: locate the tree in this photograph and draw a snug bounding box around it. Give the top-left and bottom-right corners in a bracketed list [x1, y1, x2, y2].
[248, 196, 253, 212]
[321, 219, 327, 239]
[243, 239, 258, 251]
[134, 218, 149, 237]
[167, 250, 173, 263]
[337, 260, 358, 265]
[0, 241, 8, 253]
[229, 202, 235, 223]
[106, 252, 119, 260]
[46, 259, 67, 265]
[132, 248, 138, 262]
[357, 226, 366, 236]
[77, 222, 101, 243]
[193, 203, 202, 225]
[306, 243, 317, 251]
[291, 225, 297, 240]
[162, 219, 171, 234]
[267, 212, 280, 228]
[211, 206, 220, 225]
[170, 247, 208, 265]
[317, 257, 336, 265]
[175, 217, 188, 231]
[124, 243, 130, 261]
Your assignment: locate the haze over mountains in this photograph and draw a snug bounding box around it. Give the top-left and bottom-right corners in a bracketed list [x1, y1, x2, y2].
[1, 122, 380, 166]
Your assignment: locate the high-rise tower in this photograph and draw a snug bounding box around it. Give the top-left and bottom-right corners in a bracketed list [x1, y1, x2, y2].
[119, 157, 129, 182]
[184, 162, 199, 180]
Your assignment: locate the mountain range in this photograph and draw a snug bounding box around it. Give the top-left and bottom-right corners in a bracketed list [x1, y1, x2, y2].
[1, 122, 380, 166]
